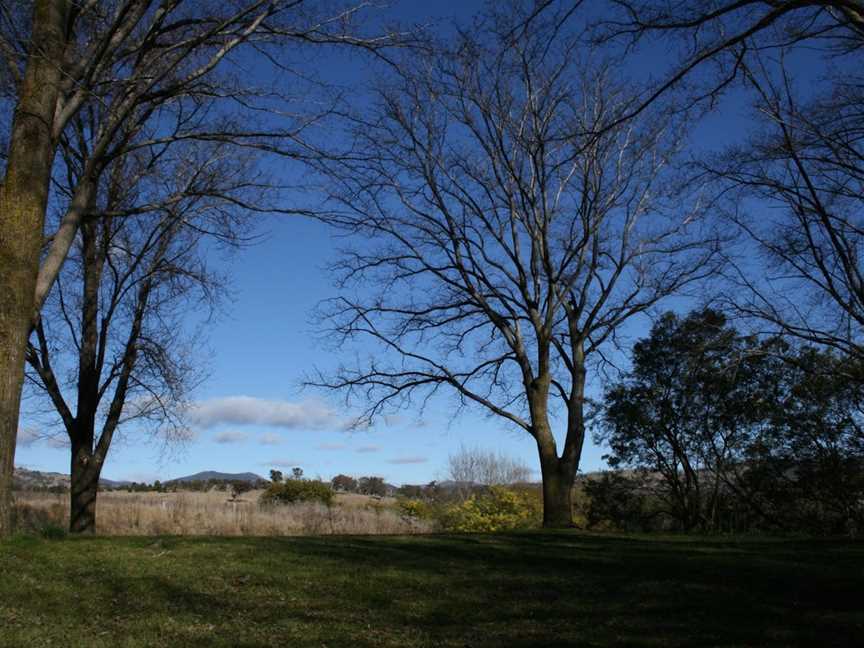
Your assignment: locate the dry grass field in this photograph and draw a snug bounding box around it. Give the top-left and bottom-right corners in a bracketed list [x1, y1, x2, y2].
[13, 490, 432, 536]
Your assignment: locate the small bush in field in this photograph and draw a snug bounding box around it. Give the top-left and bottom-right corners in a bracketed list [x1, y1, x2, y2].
[583, 472, 653, 532]
[397, 498, 434, 520]
[260, 479, 333, 506]
[442, 485, 542, 532]
[40, 523, 68, 540]
[13, 501, 65, 535]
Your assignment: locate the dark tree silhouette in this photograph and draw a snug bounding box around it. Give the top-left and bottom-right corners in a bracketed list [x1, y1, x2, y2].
[0, 0, 407, 536]
[310, 6, 720, 527]
[25, 137, 252, 533]
[597, 310, 769, 531]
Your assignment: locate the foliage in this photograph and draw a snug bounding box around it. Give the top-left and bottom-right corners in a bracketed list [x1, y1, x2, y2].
[270, 470, 283, 484]
[11, 501, 65, 538]
[396, 484, 424, 499]
[739, 348, 864, 534]
[122, 479, 266, 494]
[38, 524, 67, 541]
[596, 309, 864, 535]
[259, 479, 333, 507]
[396, 499, 434, 521]
[582, 473, 656, 533]
[442, 486, 542, 533]
[358, 476, 387, 497]
[597, 309, 767, 531]
[229, 481, 253, 500]
[331, 474, 358, 492]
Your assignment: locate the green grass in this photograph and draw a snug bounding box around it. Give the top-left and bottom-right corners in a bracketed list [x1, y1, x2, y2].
[1, 531, 861, 647]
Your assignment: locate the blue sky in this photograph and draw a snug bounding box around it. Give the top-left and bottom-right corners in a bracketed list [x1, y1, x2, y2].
[14, 0, 828, 485]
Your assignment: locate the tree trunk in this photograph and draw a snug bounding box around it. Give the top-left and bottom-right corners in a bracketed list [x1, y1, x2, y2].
[529, 370, 581, 529]
[0, 0, 71, 537]
[69, 439, 101, 534]
[542, 467, 574, 528]
[539, 452, 576, 528]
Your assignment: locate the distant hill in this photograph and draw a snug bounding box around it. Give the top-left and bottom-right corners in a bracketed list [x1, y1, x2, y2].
[100, 477, 132, 487]
[13, 467, 128, 491]
[167, 471, 264, 484]
[13, 467, 266, 491]
[13, 467, 69, 491]
[435, 480, 478, 491]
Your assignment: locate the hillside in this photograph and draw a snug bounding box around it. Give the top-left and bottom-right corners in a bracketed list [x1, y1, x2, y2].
[13, 467, 130, 491]
[12, 467, 267, 491]
[12, 467, 71, 491]
[166, 471, 264, 484]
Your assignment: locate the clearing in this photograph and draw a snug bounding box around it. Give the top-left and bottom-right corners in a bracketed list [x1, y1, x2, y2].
[0, 531, 861, 646]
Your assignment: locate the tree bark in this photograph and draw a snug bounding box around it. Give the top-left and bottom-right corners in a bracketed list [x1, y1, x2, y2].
[528, 364, 582, 528]
[0, 0, 71, 537]
[69, 437, 101, 534]
[539, 452, 576, 528]
[534, 410, 580, 529]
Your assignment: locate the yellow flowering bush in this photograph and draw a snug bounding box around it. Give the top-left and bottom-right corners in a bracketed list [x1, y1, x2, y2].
[397, 498, 433, 520]
[443, 486, 542, 532]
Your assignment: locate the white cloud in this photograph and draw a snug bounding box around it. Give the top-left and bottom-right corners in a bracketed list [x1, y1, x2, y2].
[188, 396, 350, 431]
[355, 445, 381, 454]
[387, 456, 428, 465]
[213, 430, 249, 444]
[47, 436, 70, 449]
[17, 428, 68, 449]
[317, 442, 346, 451]
[261, 459, 304, 468]
[258, 433, 283, 446]
[16, 428, 40, 448]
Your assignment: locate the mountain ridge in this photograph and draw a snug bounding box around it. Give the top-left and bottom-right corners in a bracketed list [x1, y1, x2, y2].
[166, 470, 265, 484]
[12, 467, 265, 490]
[13, 467, 127, 490]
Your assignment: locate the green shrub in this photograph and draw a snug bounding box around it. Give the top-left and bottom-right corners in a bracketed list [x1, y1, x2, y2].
[396, 498, 434, 520]
[583, 473, 654, 532]
[12, 501, 65, 536]
[39, 524, 68, 540]
[442, 485, 542, 532]
[259, 479, 333, 506]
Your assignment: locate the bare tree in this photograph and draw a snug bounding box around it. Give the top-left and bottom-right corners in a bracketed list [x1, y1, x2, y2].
[0, 0, 72, 537]
[24, 135, 252, 533]
[584, 2, 864, 364]
[309, 7, 720, 527]
[595, 1, 864, 122]
[0, 0, 404, 535]
[700, 58, 864, 362]
[447, 444, 532, 492]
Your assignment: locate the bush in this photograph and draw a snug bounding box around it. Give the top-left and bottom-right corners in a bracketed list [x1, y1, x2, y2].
[12, 501, 65, 536]
[583, 473, 655, 532]
[331, 474, 358, 492]
[358, 476, 387, 497]
[442, 485, 542, 532]
[396, 498, 434, 520]
[259, 479, 333, 506]
[229, 480, 253, 500]
[40, 524, 68, 540]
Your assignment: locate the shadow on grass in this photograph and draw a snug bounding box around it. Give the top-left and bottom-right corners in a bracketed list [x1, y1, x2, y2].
[2, 532, 862, 647]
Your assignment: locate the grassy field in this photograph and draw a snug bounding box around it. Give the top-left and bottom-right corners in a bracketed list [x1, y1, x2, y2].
[13, 490, 430, 536]
[0, 532, 861, 647]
